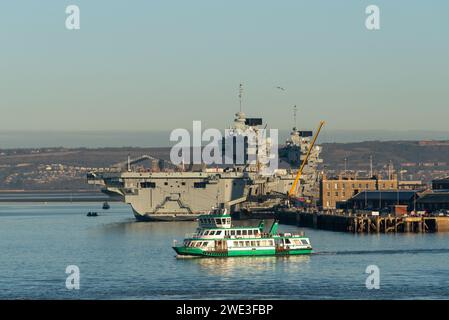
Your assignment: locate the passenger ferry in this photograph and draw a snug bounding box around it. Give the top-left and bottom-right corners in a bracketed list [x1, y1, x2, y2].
[172, 207, 313, 257]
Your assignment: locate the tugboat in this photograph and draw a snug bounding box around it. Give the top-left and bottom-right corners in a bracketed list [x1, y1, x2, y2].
[172, 207, 312, 257]
[102, 202, 110, 210]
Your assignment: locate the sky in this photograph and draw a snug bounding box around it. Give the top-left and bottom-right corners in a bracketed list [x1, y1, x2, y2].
[0, 1, 448, 139]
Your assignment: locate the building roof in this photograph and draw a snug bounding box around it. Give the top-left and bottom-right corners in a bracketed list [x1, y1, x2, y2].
[433, 177, 449, 183]
[417, 192, 449, 204]
[350, 190, 416, 202]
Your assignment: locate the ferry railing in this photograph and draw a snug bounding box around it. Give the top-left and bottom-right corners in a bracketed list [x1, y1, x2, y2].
[185, 233, 199, 239]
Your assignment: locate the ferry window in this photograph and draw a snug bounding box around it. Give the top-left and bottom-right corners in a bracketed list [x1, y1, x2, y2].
[245, 241, 250, 246]
[140, 182, 156, 188]
[250, 241, 255, 246]
[215, 219, 222, 225]
[247, 230, 253, 235]
[236, 230, 241, 236]
[301, 239, 309, 245]
[231, 230, 235, 236]
[209, 231, 216, 235]
[256, 241, 260, 246]
[221, 219, 226, 224]
[194, 182, 207, 188]
[226, 218, 231, 224]
[285, 239, 291, 244]
[216, 231, 222, 235]
[242, 230, 247, 236]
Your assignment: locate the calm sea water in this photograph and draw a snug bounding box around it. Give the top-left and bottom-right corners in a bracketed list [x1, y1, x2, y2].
[1, 202, 449, 300]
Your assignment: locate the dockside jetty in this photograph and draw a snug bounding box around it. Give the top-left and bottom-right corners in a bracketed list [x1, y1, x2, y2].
[238, 209, 449, 233]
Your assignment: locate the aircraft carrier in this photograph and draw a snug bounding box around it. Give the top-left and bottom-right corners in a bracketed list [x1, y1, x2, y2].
[87, 112, 322, 221]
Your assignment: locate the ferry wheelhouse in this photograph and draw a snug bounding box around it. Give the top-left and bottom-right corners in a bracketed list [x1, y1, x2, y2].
[172, 207, 312, 257]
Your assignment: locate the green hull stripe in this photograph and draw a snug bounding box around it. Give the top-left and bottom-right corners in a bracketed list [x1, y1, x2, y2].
[173, 247, 312, 257]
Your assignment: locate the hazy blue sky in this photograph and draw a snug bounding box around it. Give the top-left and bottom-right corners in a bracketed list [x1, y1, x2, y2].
[1, 0, 448, 133]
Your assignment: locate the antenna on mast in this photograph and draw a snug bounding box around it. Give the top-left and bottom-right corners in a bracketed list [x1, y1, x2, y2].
[293, 105, 297, 129]
[238, 83, 243, 112]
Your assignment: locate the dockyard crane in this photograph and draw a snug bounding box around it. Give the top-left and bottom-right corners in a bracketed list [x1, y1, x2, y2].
[288, 120, 325, 198]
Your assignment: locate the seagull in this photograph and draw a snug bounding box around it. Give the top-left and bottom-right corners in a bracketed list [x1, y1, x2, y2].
[276, 86, 286, 91]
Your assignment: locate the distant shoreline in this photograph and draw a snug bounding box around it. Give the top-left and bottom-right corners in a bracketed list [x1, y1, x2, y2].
[0, 190, 119, 203]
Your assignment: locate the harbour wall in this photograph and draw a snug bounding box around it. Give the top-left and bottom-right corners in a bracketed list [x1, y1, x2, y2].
[243, 209, 449, 233]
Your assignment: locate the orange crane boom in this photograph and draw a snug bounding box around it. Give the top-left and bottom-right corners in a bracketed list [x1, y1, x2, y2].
[288, 121, 325, 197]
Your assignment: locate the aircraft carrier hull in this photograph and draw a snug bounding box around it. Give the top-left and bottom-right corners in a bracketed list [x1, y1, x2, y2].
[89, 170, 297, 221]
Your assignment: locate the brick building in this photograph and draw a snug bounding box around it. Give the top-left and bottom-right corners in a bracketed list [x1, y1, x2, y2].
[320, 174, 398, 210]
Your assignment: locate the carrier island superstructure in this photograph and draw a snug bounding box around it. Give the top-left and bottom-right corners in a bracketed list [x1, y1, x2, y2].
[87, 112, 323, 221]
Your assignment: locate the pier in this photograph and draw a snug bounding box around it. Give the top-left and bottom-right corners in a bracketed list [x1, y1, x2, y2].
[238, 209, 449, 233]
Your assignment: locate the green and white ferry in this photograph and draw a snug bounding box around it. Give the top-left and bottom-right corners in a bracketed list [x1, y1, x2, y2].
[173, 207, 312, 257]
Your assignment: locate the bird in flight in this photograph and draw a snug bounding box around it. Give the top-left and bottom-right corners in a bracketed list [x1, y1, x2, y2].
[275, 86, 286, 91]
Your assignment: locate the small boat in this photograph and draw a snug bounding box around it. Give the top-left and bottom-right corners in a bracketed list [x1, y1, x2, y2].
[87, 211, 98, 217]
[172, 207, 312, 257]
[102, 202, 110, 210]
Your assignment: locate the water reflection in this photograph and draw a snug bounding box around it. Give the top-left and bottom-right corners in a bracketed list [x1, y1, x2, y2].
[185, 255, 310, 277]
[94, 220, 195, 236]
